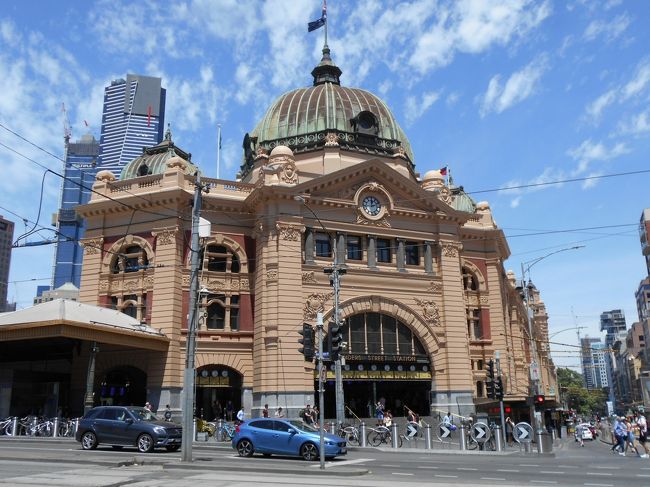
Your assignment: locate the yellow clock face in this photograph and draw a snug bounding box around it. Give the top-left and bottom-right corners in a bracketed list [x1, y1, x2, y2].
[362, 196, 381, 216]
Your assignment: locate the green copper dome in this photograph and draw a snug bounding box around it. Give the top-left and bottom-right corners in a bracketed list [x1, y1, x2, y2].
[241, 46, 414, 176]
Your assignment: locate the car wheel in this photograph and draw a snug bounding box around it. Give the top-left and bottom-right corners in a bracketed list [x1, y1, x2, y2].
[111, 445, 124, 450]
[137, 433, 154, 453]
[166, 445, 180, 452]
[237, 439, 254, 457]
[81, 431, 98, 450]
[300, 442, 318, 461]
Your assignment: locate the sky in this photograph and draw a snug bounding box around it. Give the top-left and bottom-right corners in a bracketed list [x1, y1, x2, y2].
[1, 0, 649, 371]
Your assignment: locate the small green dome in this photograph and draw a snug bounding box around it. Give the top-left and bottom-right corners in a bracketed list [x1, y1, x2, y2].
[241, 46, 414, 177]
[120, 126, 197, 180]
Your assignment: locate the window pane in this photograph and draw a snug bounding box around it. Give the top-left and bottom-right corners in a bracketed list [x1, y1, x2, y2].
[397, 322, 412, 355]
[406, 242, 420, 265]
[315, 233, 331, 258]
[347, 236, 362, 260]
[349, 314, 365, 353]
[231, 254, 240, 273]
[123, 304, 137, 318]
[207, 303, 225, 329]
[377, 238, 391, 263]
[366, 313, 381, 353]
[382, 315, 397, 354]
[230, 306, 239, 330]
[414, 336, 426, 355]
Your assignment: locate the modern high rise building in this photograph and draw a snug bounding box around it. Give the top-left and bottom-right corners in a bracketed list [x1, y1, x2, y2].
[0, 215, 14, 312]
[52, 134, 99, 288]
[580, 337, 608, 390]
[640, 209, 650, 275]
[98, 74, 166, 176]
[600, 309, 627, 347]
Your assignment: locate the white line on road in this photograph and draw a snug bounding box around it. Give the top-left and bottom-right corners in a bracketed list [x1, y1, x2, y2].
[391, 472, 414, 476]
[481, 477, 506, 481]
[531, 481, 557, 484]
[584, 484, 613, 487]
[497, 469, 520, 472]
[435, 475, 458, 478]
[557, 465, 576, 468]
[417, 466, 439, 469]
[382, 464, 400, 467]
[540, 471, 563, 475]
[520, 464, 540, 467]
[594, 466, 619, 470]
[636, 474, 650, 478]
[586, 473, 613, 476]
[457, 468, 477, 471]
[311, 458, 373, 468]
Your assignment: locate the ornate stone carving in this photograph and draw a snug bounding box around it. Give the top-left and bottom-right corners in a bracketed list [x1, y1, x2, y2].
[241, 278, 249, 289]
[153, 228, 177, 246]
[325, 132, 339, 146]
[276, 223, 301, 241]
[280, 160, 298, 184]
[80, 237, 103, 255]
[254, 146, 269, 160]
[480, 295, 489, 305]
[393, 146, 407, 159]
[441, 242, 461, 257]
[303, 292, 333, 320]
[124, 279, 138, 291]
[266, 270, 278, 281]
[144, 276, 155, 287]
[207, 279, 225, 290]
[182, 275, 190, 287]
[302, 271, 317, 284]
[355, 214, 391, 227]
[414, 298, 441, 326]
[437, 186, 453, 205]
[99, 279, 109, 291]
[427, 281, 443, 294]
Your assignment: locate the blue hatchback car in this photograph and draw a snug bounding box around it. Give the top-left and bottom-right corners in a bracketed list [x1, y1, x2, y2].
[232, 418, 347, 460]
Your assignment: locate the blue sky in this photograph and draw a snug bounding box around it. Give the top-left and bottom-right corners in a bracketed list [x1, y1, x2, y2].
[1, 0, 649, 370]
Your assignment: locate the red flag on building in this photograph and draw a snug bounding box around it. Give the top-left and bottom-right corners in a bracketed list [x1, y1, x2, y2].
[439, 166, 448, 176]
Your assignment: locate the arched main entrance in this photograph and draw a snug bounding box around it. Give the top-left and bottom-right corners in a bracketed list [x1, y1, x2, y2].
[319, 311, 432, 418]
[98, 366, 146, 407]
[195, 365, 242, 420]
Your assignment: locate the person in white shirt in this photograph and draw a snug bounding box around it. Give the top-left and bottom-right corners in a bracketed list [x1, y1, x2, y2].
[236, 408, 245, 424]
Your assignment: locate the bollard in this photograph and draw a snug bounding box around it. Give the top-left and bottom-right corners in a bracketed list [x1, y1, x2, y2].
[53, 417, 60, 438]
[193, 418, 197, 441]
[424, 424, 432, 450]
[73, 418, 79, 436]
[10, 417, 18, 437]
[360, 422, 367, 447]
[459, 423, 467, 450]
[329, 421, 336, 435]
[391, 422, 399, 448]
[536, 430, 553, 454]
[494, 425, 503, 452]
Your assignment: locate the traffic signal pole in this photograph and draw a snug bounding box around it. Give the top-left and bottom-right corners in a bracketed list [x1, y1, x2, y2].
[317, 313, 325, 470]
[496, 351, 506, 447]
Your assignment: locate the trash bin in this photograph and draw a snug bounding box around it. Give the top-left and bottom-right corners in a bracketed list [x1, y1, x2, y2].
[536, 431, 553, 454]
[566, 421, 574, 434]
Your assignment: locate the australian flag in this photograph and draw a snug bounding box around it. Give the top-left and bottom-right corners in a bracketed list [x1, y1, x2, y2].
[308, 0, 327, 32]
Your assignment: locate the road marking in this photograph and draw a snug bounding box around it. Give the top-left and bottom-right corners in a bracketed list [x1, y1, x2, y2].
[435, 475, 458, 478]
[531, 481, 557, 484]
[594, 466, 619, 470]
[481, 477, 505, 481]
[497, 469, 520, 472]
[312, 458, 373, 468]
[391, 473, 414, 476]
[417, 466, 439, 469]
[637, 474, 650, 478]
[557, 465, 575, 468]
[457, 467, 477, 471]
[383, 464, 400, 467]
[520, 464, 539, 467]
[540, 471, 563, 475]
[586, 473, 612, 476]
[584, 484, 613, 487]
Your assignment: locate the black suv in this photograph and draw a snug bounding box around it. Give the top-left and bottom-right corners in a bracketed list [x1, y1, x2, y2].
[75, 406, 182, 453]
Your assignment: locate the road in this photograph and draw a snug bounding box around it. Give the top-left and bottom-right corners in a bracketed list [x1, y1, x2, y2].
[0, 435, 648, 486]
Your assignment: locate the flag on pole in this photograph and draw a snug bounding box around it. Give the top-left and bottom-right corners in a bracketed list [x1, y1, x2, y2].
[439, 165, 448, 176]
[218, 130, 222, 150]
[308, 0, 327, 32]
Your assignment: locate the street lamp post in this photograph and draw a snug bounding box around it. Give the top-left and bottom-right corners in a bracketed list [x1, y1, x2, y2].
[520, 245, 584, 430]
[295, 195, 345, 425]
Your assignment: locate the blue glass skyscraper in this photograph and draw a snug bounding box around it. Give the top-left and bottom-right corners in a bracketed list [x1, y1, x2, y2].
[52, 134, 99, 288]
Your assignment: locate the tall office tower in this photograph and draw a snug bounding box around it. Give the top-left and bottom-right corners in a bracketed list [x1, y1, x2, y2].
[0, 215, 14, 312]
[580, 336, 608, 389]
[98, 74, 166, 175]
[600, 309, 627, 347]
[640, 209, 650, 275]
[52, 134, 99, 288]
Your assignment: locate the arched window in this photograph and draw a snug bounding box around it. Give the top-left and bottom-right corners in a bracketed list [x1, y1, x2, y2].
[111, 245, 149, 274]
[462, 267, 478, 291]
[201, 244, 240, 273]
[343, 312, 426, 356]
[110, 293, 147, 322]
[205, 294, 240, 331]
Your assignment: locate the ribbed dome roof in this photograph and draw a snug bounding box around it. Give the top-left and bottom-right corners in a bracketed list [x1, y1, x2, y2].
[120, 126, 197, 180]
[242, 46, 414, 177]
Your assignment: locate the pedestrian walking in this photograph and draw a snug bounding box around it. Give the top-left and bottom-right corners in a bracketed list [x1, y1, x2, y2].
[236, 407, 245, 425]
[274, 406, 284, 418]
[262, 404, 269, 418]
[637, 413, 650, 458]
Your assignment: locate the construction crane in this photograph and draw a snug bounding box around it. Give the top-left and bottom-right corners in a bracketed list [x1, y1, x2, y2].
[61, 102, 72, 145]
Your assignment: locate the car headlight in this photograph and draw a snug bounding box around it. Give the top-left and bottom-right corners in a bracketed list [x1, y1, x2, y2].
[325, 440, 335, 445]
[153, 426, 167, 434]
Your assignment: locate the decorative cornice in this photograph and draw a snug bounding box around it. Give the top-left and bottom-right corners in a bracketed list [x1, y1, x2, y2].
[414, 298, 441, 326]
[152, 228, 178, 246]
[441, 242, 462, 258]
[427, 281, 443, 294]
[276, 223, 302, 241]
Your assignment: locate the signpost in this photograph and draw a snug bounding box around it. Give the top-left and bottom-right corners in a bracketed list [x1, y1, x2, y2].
[470, 422, 490, 443]
[514, 421, 534, 443]
[437, 422, 452, 441]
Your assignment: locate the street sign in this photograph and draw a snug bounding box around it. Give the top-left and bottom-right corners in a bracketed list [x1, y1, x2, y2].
[514, 421, 534, 443]
[470, 422, 490, 442]
[438, 422, 452, 439]
[529, 362, 540, 381]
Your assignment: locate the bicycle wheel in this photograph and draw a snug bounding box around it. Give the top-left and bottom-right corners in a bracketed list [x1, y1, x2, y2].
[343, 427, 360, 446]
[485, 437, 496, 451]
[396, 434, 403, 448]
[467, 437, 478, 450]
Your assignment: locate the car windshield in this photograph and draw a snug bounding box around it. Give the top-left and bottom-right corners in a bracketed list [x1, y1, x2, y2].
[128, 407, 160, 421]
[287, 420, 318, 433]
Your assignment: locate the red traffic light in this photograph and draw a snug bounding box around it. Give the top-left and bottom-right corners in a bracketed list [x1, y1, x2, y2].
[505, 406, 512, 414]
[534, 394, 545, 405]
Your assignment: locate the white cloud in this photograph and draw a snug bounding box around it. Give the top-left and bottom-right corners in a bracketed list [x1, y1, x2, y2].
[480, 55, 548, 116]
[404, 91, 441, 126]
[446, 92, 460, 106]
[583, 13, 631, 42]
[500, 166, 559, 207]
[621, 59, 650, 99]
[567, 139, 630, 174]
[584, 89, 616, 123]
[617, 109, 650, 136]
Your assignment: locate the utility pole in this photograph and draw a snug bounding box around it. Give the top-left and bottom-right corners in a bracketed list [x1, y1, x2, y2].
[495, 351, 506, 447]
[181, 173, 204, 463]
[317, 312, 325, 469]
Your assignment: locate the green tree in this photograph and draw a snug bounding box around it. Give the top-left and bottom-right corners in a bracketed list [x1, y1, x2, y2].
[557, 367, 607, 416]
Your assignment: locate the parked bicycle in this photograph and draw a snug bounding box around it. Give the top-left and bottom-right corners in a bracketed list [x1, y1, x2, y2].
[367, 424, 402, 447]
[214, 421, 236, 442]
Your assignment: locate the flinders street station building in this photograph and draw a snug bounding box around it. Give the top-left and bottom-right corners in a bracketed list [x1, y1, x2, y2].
[0, 46, 558, 423]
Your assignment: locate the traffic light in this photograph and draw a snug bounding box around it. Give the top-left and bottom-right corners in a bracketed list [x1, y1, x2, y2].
[486, 359, 496, 399]
[329, 320, 343, 361]
[494, 376, 504, 400]
[534, 394, 545, 406]
[298, 323, 314, 361]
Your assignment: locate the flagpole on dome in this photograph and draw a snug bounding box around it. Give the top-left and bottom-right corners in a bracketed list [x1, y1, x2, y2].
[324, 0, 328, 48]
[216, 123, 222, 179]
